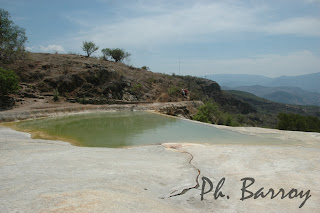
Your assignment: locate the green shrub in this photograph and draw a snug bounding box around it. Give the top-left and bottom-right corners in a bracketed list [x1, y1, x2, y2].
[189, 90, 203, 101]
[53, 89, 59, 102]
[225, 114, 234, 126]
[141, 66, 150, 71]
[193, 102, 220, 124]
[146, 77, 156, 84]
[277, 113, 320, 132]
[77, 96, 89, 104]
[0, 67, 19, 96]
[193, 102, 241, 126]
[236, 114, 245, 123]
[131, 84, 142, 93]
[128, 65, 138, 70]
[167, 86, 180, 96]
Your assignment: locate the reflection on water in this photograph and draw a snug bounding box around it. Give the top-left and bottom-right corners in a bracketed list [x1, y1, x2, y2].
[15, 111, 302, 148]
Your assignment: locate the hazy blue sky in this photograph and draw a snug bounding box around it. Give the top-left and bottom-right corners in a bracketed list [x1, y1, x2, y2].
[2, 0, 320, 77]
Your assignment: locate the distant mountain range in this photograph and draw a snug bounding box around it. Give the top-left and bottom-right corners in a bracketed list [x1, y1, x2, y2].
[205, 72, 320, 93]
[204, 73, 320, 106]
[222, 85, 320, 106]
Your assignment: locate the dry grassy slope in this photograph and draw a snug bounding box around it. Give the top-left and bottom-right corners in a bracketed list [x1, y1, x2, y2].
[2, 53, 255, 115]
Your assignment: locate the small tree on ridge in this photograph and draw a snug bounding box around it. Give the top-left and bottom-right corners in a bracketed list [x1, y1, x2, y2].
[82, 41, 99, 57]
[101, 48, 131, 62]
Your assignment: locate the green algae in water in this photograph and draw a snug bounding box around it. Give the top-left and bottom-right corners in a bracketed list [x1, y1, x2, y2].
[15, 111, 299, 148]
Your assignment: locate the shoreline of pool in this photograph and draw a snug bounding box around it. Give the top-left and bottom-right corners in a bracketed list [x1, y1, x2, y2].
[0, 101, 202, 122]
[152, 110, 320, 147]
[2, 104, 320, 149]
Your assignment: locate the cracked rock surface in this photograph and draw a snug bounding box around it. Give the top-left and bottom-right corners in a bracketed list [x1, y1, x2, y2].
[1, 126, 319, 212]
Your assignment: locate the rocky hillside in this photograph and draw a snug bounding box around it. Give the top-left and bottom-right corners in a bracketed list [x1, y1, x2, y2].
[2, 52, 319, 128]
[1, 53, 255, 115]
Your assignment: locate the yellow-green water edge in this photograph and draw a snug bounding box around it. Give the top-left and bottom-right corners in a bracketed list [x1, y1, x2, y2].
[5, 111, 304, 148]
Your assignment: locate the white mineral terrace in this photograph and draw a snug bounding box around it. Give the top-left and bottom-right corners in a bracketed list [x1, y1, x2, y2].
[0, 119, 319, 212]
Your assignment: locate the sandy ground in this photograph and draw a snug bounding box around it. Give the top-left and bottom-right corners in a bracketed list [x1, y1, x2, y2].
[1, 119, 320, 212]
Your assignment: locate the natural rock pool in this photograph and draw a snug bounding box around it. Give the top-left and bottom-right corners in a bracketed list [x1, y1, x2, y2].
[12, 111, 300, 148]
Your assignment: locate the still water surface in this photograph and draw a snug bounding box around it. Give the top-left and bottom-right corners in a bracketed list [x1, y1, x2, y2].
[15, 111, 299, 148]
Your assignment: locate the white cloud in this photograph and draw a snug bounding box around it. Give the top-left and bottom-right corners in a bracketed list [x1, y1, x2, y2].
[26, 45, 65, 53]
[159, 51, 320, 77]
[48, 1, 320, 78]
[263, 17, 320, 36]
[65, 1, 263, 48]
[25, 46, 33, 51]
[39, 45, 65, 53]
[62, 0, 320, 51]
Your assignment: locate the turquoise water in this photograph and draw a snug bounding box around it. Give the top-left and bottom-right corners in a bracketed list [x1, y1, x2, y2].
[15, 111, 299, 148]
